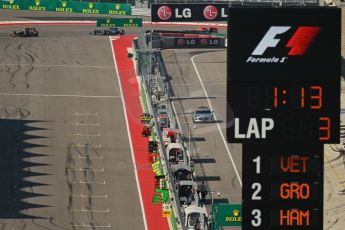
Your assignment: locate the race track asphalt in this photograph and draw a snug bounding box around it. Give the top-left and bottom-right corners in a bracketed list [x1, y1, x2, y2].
[0, 25, 145, 230]
[0, 7, 344, 230]
[162, 49, 242, 211]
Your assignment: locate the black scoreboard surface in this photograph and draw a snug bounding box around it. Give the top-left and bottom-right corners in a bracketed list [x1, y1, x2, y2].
[226, 7, 341, 230]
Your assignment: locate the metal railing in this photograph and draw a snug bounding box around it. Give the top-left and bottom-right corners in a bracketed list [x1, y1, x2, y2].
[134, 34, 186, 230]
[135, 30, 211, 230]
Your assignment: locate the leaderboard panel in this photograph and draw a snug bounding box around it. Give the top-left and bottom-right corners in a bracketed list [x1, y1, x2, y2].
[226, 7, 341, 230]
[242, 144, 323, 230]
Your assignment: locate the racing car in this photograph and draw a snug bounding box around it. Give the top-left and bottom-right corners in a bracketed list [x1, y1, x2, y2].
[11, 28, 39, 37]
[90, 27, 125, 36]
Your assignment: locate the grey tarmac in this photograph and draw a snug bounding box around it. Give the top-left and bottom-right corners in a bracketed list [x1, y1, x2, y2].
[0, 25, 145, 230]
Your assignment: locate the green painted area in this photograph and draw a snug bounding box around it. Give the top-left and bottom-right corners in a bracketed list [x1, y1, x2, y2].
[211, 203, 242, 229]
[97, 18, 142, 27]
[0, 0, 131, 15]
[152, 160, 164, 176]
[152, 189, 169, 205]
[170, 207, 178, 230]
[140, 83, 149, 113]
[127, 53, 134, 58]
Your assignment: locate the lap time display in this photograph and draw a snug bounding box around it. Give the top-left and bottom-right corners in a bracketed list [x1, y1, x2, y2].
[228, 81, 339, 144]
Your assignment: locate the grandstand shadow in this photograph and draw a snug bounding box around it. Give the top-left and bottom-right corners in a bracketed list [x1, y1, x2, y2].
[341, 56, 345, 80]
[0, 119, 51, 219]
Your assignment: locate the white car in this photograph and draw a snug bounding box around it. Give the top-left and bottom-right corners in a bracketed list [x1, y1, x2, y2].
[192, 106, 214, 123]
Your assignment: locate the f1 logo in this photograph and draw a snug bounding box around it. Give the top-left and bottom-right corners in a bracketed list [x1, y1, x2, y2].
[252, 26, 321, 56]
[252, 27, 290, 55]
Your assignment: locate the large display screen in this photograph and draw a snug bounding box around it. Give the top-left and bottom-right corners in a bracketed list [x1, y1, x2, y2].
[227, 7, 341, 230]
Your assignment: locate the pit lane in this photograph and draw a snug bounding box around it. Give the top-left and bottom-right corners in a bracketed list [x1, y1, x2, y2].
[162, 49, 242, 211]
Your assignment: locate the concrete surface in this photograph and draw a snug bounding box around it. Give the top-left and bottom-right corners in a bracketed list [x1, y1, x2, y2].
[162, 49, 242, 212]
[323, 8, 345, 230]
[0, 25, 145, 230]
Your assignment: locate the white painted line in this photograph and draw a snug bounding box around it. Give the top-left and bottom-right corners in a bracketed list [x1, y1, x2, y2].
[80, 193, 108, 198]
[109, 37, 148, 230]
[67, 168, 104, 172]
[70, 223, 111, 228]
[72, 208, 110, 213]
[0, 63, 115, 69]
[71, 155, 103, 160]
[191, 53, 243, 187]
[171, 101, 183, 134]
[71, 193, 108, 198]
[65, 133, 101, 137]
[0, 92, 120, 98]
[71, 122, 100, 126]
[70, 180, 106, 185]
[0, 20, 95, 24]
[0, 20, 227, 27]
[68, 144, 102, 148]
[75, 112, 98, 116]
[110, 37, 124, 42]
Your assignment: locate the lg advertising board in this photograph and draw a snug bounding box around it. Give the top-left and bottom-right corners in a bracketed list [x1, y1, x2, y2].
[151, 4, 228, 22]
[227, 7, 340, 230]
[173, 38, 223, 48]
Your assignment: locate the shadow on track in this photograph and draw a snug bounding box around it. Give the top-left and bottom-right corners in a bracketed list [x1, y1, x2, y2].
[341, 56, 345, 80]
[0, 119, 50, 219]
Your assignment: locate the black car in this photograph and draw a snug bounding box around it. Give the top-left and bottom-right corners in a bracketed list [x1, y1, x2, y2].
[11, 28, 39, 37]
[90, 27, 125, 36]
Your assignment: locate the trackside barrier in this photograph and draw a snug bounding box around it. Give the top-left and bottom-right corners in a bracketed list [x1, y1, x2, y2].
[141, 66, 184, 230]
[135, 31, 209, 229]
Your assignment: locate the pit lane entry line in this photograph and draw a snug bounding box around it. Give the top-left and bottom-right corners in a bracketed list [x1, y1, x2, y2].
[191, 52, 243, 187]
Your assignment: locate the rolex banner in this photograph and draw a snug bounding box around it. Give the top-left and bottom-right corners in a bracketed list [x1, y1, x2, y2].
[211, 203, 242, 227]
[0, 0, 132, 15]
[97, 18, 142, 27]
